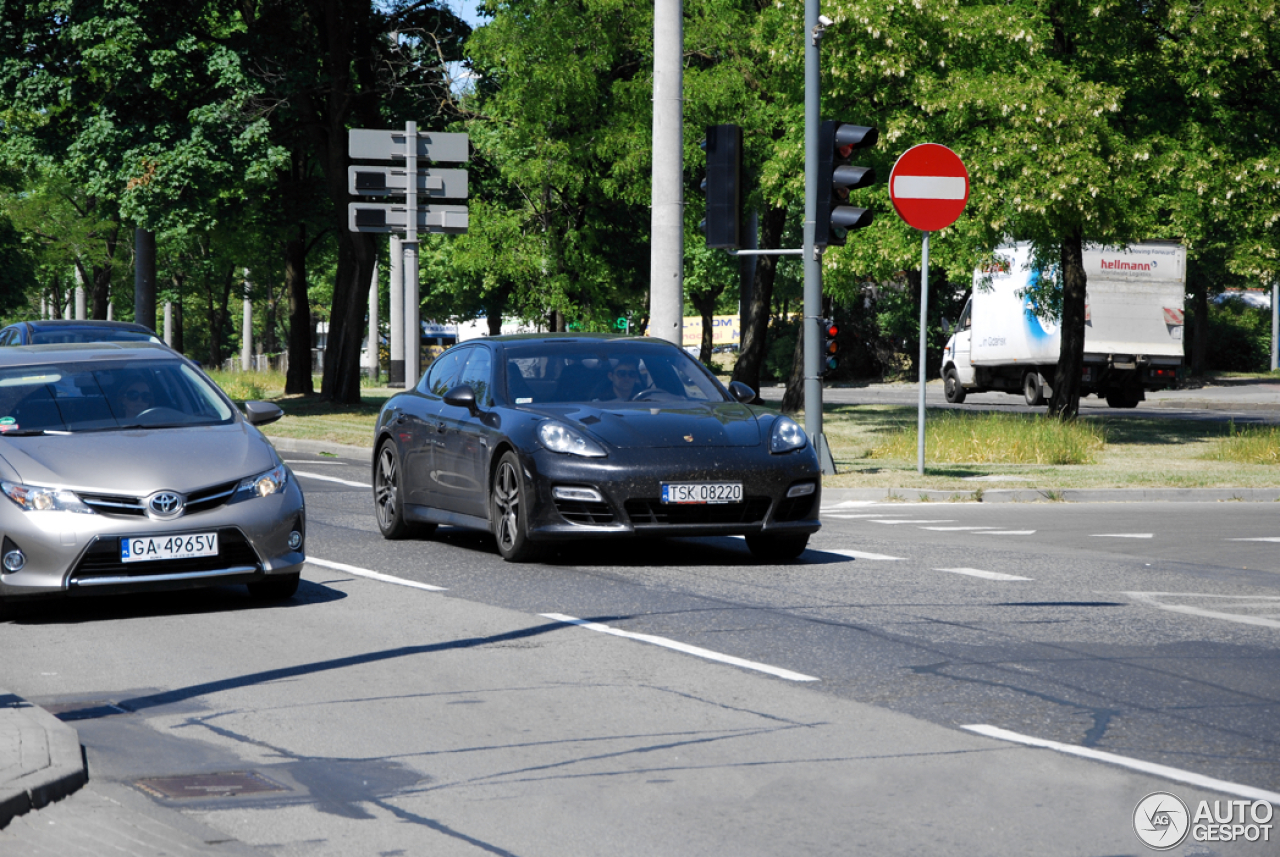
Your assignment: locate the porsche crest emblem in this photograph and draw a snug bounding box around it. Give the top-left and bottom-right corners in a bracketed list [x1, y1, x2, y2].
[684, 435, 694, 442]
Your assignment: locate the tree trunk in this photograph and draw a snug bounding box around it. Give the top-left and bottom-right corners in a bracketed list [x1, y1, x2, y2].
[1190, 281, 1209, 375]
[1049, 232, 1087, 419]
[690, 286, 722, 365]
[781, 327, 804, 413]
[285, 230, 314, 395]
[730, 205, 787, 396]
[89, 221, 119, 319]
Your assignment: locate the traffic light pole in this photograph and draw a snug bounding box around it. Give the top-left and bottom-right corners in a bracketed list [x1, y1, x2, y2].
[403, 120, 420, 388]
[803, 0, 836, 475]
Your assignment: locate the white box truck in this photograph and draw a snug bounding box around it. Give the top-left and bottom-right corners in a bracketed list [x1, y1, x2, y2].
[940, 240, 1186, 408]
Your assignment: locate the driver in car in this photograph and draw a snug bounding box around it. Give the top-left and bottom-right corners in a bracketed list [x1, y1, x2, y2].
[598, 357, 644, 401]
[117, 374, 156, 421]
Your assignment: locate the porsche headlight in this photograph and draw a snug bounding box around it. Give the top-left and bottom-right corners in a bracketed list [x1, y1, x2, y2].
[537, 421, 606, 457]
[769, 416, 808, 454]
[239, 464, 288, 498]
[1, 481, 94, 513]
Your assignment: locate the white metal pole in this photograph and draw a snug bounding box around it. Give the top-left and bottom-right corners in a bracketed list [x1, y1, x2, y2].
[1271, 279, 1278, 372]
[404, 120, 420, 387]
[241, 268, 252, 372]
[163, 301, 172, 346]
[107, 301, 114, 321]
[74, 267, 86, 320]
[389, 234, 404, 387]
[649, 0, 683, 345]
[367, 258, 379, 380]
[918, 231, 930, 475]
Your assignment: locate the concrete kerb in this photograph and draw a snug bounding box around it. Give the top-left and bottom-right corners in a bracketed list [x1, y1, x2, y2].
[0, 692, 87, 829]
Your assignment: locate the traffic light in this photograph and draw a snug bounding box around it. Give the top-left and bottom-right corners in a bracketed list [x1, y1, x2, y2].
[822, 319, 839, 374]
[700, 124, 742, 250]
[815, 121, 878, 249]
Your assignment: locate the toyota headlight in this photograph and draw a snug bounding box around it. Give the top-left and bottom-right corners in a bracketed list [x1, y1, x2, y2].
[239, 464, 288, 497]
[1, 481, 94, 513]
[769, 416, 808, 453]
[537, 421, 606, 457]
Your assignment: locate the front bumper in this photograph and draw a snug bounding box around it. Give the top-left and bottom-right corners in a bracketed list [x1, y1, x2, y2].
[0, 479, 305, 600]
[520, 445, 822, 541]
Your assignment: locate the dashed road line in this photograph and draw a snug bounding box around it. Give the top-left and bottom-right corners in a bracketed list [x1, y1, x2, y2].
[293, 471, 372, 489]
[963, 724, 1280, 804]
[307, 557, 447, 591]
[1228, 537, 1280, 543]
[919, 526, 1000, 531]
[540, 613, 820, 682]
[975, 530, 1036, 535]
[824, 549, 906, 561]
[1124, 592, 1280, 630]
[871, 519, 957, 525]
[936, 567, 1032, 581]
[1090, 533, 1154, 539]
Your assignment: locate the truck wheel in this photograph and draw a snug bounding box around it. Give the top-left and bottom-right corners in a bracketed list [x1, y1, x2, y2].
[1023, 372, 1046, 407]
[944, 369, 967, 404]
[1105, 390, 1141, 409]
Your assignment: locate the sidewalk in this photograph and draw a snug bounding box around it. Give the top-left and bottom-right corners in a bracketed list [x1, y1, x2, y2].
[0, 691, 85, 827]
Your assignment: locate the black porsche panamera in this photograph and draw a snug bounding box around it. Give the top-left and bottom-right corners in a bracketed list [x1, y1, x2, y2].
[371, 334, 821, 562]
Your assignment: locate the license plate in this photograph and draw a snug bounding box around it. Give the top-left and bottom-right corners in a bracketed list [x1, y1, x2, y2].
[121, 533, 219, 563]
[661, 482, 743, 505]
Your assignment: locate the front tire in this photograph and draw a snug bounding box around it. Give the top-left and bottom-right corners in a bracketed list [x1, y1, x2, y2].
[491, 452, 541, 562]
[745, 533, 810, 562]
[1023, 371, 1046, 407]
[247, 572, 300, 601]
[374, 440, 436, 540]
[1105, 390, 1141, 409]
[944, 369, 967, 404]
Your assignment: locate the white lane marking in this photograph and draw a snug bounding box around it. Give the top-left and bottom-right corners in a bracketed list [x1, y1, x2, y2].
[825, 549, 906, 561]
[822, 501, 884, 509]
[307, 557, 447, 592]
[282, 459, 350, 465]
[936, 567, 1032, 581]
[823, 513, 910, 520]
[872, 519, 957, 525]
[976, 530, 1036, 535]
[1124, 592, 1280, 630]
[963, 724, 1280, 805]
[1090, 533, 1154, 539]
[540, 613, 819, 682]
[919, 526, 1000, 531]
[293, 471, 372, 489]
[1228, 537, 1280, 543]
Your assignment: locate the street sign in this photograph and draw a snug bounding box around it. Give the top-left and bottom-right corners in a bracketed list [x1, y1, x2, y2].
[347, 166, 469, 199]
[347, 203, 469, 234]
[348, 129, 469, 163]
[888, 144, 969, 232]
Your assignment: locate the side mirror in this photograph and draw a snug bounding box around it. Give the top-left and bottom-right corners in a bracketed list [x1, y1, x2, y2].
[443, 384, 478, 414]
[941, 317, 952, 336]
[727, 381, 756, 404]
[243, 401, 284, 426]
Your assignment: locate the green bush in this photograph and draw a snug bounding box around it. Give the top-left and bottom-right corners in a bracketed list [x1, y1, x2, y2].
[1207, 299, 1271, 372]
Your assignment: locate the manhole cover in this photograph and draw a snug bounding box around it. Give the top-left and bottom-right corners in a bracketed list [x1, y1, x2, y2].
[136, 771, 288, 800]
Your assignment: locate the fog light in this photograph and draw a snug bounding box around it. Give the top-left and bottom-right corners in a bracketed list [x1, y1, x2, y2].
[288, 530, 303, 550]
[552, 486, 604, 503]
[3, 550, 25, 573]
[786, 482, 816, 498]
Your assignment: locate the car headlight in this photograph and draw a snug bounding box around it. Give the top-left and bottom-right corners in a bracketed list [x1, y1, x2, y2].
[769, 416, 808, 453]
[239, 464, 288, 497]
[1, 481, 94, 513]
[537, 421, 606, 457]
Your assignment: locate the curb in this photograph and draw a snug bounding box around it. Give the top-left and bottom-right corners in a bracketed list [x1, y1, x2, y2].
[1151, 399, 1280, 412]
[823, 487, 1280, 504]
[0, 692, 87, 829]
[265, 435, 373, 461]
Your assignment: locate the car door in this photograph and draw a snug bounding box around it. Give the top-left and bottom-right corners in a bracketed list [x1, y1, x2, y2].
[953, 299, 975, 385]
[432, 346, 494, 519]
[404, 346, 469, 508]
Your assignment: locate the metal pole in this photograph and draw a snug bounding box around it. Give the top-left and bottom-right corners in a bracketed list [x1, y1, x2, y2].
[367, 258, 379, 381]
[163, 301, 172, 346]
[649, 0, 683, 346]
[404, 120, 420, 387]
[739, 209, 757, 350]
[241, 269, 252, 372]
[1271, 279, 1278, 372]
[917, 231, 930, 475]
[389, 234, 404, 387]
[74, 267, 86, 320]
[803, 0, 834, 474]
[107, 301, 113, 321]
[134, 228, 156, 331]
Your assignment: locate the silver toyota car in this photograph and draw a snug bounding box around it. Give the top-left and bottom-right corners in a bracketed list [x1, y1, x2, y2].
[0, 342, 305, 617]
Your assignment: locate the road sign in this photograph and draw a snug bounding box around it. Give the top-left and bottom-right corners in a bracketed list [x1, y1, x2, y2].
[348, 166, 469, 199]
[348, 129, 469, 163]
[888, 144, 969, 232]
[347, 203, 469, 234]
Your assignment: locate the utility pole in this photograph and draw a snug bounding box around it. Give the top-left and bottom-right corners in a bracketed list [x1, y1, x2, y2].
[74, 267, 86, 320]
[649, 0, 683, 346]
[241, 269, 253, 372]
[403, 121, 420, 387]
[389, 234, 404, 387]
[164, 302, 172, 346]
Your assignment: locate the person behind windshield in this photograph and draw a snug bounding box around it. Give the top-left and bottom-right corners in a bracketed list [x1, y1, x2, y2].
[117, 374, 156, 421]
[598, 357, 643, 401]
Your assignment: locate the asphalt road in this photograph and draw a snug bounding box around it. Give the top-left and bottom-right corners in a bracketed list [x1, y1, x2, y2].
[2, 451, 1278, 855]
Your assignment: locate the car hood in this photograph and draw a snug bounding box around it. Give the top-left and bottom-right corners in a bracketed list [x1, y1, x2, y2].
[0, 422, 277, 495]
[528, 401, 762, 449]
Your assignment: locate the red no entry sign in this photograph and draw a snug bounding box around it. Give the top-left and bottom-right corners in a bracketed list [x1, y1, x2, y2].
[889, 144, 969, 232]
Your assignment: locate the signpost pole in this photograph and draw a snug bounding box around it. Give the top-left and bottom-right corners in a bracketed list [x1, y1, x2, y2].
[403, 120, 420, 387]
[389, 234, 404, 387]
[918, 230, 930, 475]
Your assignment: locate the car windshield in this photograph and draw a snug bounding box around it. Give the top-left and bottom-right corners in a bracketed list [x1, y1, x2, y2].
[29, 328, 160, 344]
[502, 341, 728, 405]
[0, 359, 234, 433]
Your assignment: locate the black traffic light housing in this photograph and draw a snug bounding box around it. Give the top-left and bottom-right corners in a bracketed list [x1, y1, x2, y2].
[700, 124, 743, 250]
[822, 318, 839, 375]
[816, 121, 878, 249]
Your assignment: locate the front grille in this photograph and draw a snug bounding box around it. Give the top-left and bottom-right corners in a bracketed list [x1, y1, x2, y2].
[625, 497, 770, 525]
[186, 481, 239, 515]
[69, 528, 262, 582]
[77, 480, 239, 518]
[775, 493, 817, 522]
[554, 499, 615, 524]
[79, 493, 145, 516]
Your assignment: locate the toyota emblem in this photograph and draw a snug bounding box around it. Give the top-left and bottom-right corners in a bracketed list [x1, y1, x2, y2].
[147, 491, 185, 519]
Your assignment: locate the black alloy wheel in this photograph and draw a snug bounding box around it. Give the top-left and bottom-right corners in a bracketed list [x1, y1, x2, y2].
[944, 369, 967, 404]
[745, 533, 810, 562]
[247, 572, 301, 601]
[374, 440, 436, 539]
[491, 451, 541, 562]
